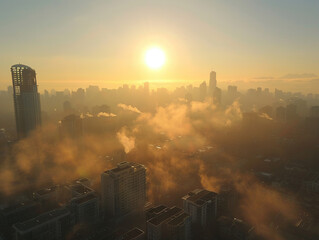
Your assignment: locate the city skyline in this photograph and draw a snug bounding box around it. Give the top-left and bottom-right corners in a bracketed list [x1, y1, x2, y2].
[1, 0, 319, 91]
[1, 1, 319, 240]
[3, 64, 319, 95]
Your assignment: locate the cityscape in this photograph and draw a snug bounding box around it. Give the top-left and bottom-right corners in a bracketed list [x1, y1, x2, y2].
[1, 1, 319, 240]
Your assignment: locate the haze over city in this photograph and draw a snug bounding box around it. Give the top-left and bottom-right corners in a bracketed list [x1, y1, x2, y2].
[1, 0, 319, 91]
[0, 1, 319, 240]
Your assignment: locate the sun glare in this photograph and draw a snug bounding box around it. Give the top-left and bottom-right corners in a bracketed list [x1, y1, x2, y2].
[145, 47, 166, 70]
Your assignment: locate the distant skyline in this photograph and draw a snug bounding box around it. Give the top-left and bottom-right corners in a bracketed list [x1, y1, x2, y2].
[1, 0, 319, 91]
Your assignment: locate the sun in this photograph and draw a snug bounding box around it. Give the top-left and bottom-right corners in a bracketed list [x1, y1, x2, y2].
[145, 47, 166, 70]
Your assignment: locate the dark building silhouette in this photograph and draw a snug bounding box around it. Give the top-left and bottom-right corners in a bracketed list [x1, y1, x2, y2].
[60, 114, 83, 138]
[11, 64, 41, 138]
[0, 200, 40, 240]
[208, 70, 221, 105]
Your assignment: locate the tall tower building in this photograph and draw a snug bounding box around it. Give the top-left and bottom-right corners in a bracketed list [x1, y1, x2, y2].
[209, 70, 217, 95]
[11, 64, 41, 138]
[101, 162, 146, 218]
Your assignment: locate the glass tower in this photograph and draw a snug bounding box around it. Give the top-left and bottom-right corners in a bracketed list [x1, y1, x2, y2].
[11, 64, 41, 138]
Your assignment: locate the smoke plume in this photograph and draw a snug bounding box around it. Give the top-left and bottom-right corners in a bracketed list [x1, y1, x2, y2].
[118, 103, 142, 114]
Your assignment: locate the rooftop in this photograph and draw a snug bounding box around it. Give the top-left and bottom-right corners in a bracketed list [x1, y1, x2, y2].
[183, 189, 217, 206]
[66, 183, 93, 195]
[146, 205, 167, 220]
[122, 228, 144, 240]
[147, 205, 167, 215]
[71, 193, 97, 205]
[13, 208, 70, 232]
[104, 162, 145, 175]
[35, 186, 58, 196]
[0, 200, 38, 216]
[148, 207, 182, 226]
[167, 212, 190, 226]
[11, 64, 33, 70]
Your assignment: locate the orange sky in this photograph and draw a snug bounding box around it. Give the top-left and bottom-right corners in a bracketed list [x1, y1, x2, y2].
[1, 1, 318, 91]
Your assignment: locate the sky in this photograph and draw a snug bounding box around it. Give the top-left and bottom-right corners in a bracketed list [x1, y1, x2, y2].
[0, 0, 319, 91]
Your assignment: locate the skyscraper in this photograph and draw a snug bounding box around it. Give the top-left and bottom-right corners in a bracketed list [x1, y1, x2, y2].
[101, 162, 146, 218]
[11, 64, 41, 138]
[208, 70, 222, 105]
[199, 81, 207, 101]
[209, 70, 217, 95]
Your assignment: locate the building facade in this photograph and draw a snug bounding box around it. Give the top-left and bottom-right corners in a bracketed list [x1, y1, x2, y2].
[182, 189, 218, 228]
[11, 64, 41, 138]
[69, 193, 99, 224]
[101, 162, 146, 218]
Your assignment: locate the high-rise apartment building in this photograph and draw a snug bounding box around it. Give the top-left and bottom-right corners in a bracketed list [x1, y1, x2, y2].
[101, 162, 146, 218]
[11, 64, 41, 138]
[182, 189, 218, 228]
[69, 193, 99, 224]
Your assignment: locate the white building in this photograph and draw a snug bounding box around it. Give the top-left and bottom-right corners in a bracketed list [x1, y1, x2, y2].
[101, 162, 146, 218]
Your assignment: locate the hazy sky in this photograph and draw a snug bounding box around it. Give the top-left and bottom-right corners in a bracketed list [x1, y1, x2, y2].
[1, 0, 319, 91]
